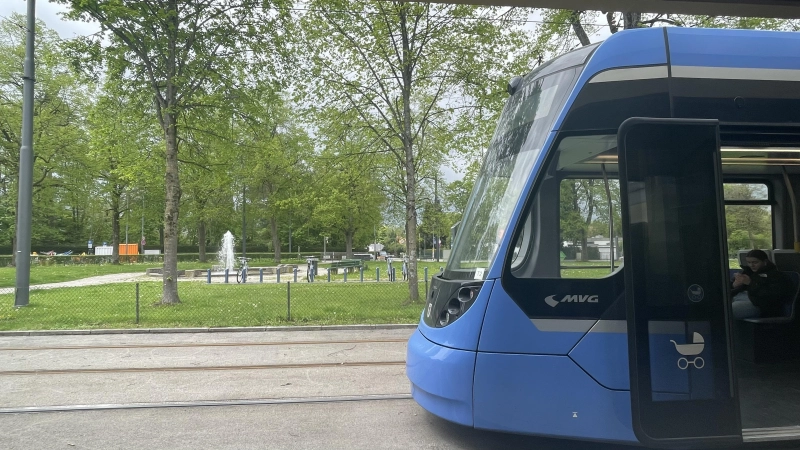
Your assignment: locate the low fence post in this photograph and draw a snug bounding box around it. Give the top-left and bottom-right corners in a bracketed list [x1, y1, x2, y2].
[424, 267, 429, 296]
[376, 267, 380, 282]
[259, 268, 264, 283]
[327, 269, 331, 283]
[287, 281, 291, 321]
[294, 267, 298, 283]
[360, 267, 364, 283]
[135, 283, 140, 325]
[344, 269, 347, 283]
[207, 269, 211, 284]
[277, 270, 281, 284]
[224, 268, 229, 283]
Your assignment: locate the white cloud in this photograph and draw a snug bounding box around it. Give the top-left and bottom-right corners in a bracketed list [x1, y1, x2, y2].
[0, 0, 99, 38]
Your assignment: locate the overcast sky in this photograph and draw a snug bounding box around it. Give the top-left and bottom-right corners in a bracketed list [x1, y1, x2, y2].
[0, 1, 612, 183]
[0, 0, 100, 38]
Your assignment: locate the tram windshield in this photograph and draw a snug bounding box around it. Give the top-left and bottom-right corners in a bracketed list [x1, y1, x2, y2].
[444, 67, 579, 280]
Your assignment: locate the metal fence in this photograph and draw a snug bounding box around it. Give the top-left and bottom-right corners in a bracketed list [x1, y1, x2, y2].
[0, 266, 436, 331]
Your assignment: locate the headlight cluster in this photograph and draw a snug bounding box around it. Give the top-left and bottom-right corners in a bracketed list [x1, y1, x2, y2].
[437, 284, 481, 327]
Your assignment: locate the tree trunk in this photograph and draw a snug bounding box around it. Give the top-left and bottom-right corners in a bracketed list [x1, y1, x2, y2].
[624, 12, 642, 29]
[160, 0, 181, 304]
[569, 11, 592, 46]
[161, 109, 181, 304]
[198, 220, 207, 262]
[345, 230, 354, 258]
[400, 6, 419, 302]
[270, 217, 281, 263]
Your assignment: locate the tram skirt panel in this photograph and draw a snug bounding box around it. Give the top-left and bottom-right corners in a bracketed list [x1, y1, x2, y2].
[406, 329, 475, 426]
[472, 353, 637, 443]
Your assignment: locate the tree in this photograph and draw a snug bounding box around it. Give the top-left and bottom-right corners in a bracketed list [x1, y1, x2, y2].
[85, 81, 161, 264]
[301, 0, 535, 301]
[0, 14, 89, 264]
[311, 108, 384, 258]
[59, 0, 290, 303]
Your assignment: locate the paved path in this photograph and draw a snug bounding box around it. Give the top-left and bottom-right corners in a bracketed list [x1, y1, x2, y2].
[0, 328, 625, 450]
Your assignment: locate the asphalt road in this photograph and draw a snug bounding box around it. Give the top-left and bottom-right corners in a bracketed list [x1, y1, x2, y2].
[0, 327, 638, 449]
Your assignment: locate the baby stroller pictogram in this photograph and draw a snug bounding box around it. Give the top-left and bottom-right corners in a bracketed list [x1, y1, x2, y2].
[670, 332, 705, 369]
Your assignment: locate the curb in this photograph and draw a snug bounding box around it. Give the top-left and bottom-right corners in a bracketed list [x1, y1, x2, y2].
[0, 324, 418, 337]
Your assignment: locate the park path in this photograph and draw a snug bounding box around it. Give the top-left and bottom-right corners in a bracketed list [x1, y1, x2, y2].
[0, 266, 321, 295]
[0, 272, 152, 295]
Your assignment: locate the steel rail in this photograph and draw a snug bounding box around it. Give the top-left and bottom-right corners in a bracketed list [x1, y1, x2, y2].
[0, 360, 406, 376]
[0, 393, 413, 414]
[0, 338, 408, 352]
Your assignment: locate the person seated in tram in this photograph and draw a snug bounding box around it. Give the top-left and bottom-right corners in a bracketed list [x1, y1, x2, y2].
[730, 249, 793, 320]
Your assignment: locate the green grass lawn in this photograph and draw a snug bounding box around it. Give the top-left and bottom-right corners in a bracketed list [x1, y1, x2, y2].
[0, 281, 425, 330]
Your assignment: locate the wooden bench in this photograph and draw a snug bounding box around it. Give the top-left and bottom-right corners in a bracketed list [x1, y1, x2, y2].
[328, 259, 364, 274]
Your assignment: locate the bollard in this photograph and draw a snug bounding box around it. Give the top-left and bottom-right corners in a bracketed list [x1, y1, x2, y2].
[328, 268, 331, 283]
[260, 268, 264, 283]
[224, 268, 229, 283]
[344, 269, 347, 283]
[287, 281, 291, 321]
[360, 267, 364, 283]
[376, 267, 380, 282]
[277, 270, 281, 284]
[207, 269, 211, 284]
[135, 283, 140, 324]
[294, 267, 298, 283]
[424, 267, 428, 282]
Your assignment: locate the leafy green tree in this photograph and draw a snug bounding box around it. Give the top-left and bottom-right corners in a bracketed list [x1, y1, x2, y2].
[85, 81, 161, 263]
[0, 14, 89, 264]
[311, 109, 384, 258]
[301, 0, 535, 301]
[58, 0, 291, 303]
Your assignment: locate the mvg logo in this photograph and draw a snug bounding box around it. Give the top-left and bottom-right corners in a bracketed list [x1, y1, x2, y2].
[544, 294, 599, 307]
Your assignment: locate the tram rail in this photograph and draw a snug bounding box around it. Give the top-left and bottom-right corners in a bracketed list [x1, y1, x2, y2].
[0, 337, 409, 352]
[0, 393, 413, 414]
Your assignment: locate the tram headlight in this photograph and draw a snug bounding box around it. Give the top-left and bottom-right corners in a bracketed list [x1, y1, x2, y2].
[438, 310, 451, 327]
[446, 298, 461, 316]
[428, 280, 484, 328]
[457, 287, 476, 303]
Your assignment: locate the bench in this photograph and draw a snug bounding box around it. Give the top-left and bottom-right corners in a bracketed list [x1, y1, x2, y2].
[733, 270, 800, 363]
[328, 259, 364, 274]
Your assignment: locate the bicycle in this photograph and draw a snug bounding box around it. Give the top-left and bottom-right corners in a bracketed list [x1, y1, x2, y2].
[236, 257, 251, 284]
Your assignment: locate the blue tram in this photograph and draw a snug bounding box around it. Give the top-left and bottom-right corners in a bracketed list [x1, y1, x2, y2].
[407, 27, 800, 447]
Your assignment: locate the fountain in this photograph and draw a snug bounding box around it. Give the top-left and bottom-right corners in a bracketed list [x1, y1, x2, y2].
[217, 231, 236, 272]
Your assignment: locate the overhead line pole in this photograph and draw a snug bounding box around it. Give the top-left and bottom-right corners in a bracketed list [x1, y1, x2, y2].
[15, 0, 36, 307]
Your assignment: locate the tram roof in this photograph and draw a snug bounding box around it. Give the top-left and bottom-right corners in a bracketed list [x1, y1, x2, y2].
[430, 0, 800, 19]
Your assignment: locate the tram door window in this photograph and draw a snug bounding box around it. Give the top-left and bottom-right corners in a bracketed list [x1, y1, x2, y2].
[559, 178, 622, 279]
[723, 183, 772, 264]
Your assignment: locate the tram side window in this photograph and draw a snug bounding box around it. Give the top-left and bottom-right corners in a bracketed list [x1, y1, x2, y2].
[724, 183, 772, 265]
[560, 178, 622, 279]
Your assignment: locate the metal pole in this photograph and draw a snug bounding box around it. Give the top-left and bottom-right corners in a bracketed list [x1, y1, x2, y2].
[207, 269, 211, 284]
[14, 0, 35, 308]
[287, 281, 291, 321]
[241, 185, 246, 258]
[135, 283, 140, 324]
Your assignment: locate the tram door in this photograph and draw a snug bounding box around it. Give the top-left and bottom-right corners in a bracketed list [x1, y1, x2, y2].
[617, 118, 742, 447]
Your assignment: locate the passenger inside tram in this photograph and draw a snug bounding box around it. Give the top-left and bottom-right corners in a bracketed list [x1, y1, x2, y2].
[730, 249, 793, 320]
